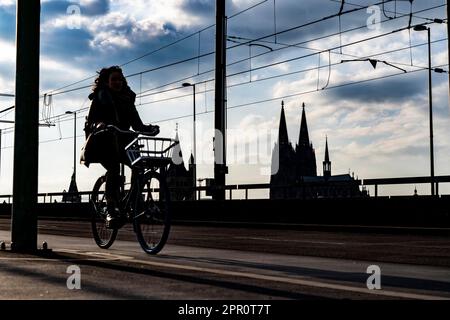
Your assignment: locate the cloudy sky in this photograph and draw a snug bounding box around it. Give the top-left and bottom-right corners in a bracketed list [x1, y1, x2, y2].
[0, 0, 448, 198]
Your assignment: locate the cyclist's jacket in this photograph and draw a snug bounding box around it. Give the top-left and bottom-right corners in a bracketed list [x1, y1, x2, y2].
[80, 87, 152, 167]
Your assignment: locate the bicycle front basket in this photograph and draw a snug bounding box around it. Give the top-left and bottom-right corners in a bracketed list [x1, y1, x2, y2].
[125, 136, 179, 168]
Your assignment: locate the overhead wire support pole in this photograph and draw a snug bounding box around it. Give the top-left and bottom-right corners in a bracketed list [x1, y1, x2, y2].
[427, 27, 435, 196]
[11, 0, 40, 253]
[447, 0, 450, 110]
[0, 129, 2, 175]
[214, 0, 227, 201]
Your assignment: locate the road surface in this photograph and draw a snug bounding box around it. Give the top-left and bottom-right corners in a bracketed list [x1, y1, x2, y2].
[0, 219, 449, 300]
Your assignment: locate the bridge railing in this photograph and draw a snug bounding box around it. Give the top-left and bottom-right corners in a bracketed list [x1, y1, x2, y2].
[362, 175, 450, 197]
[1, 175, 450, 203]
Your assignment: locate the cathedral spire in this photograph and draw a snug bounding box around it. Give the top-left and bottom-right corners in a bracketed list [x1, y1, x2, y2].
[278, 101, 289, 146]
[299, 103, 310, 147]
[175, 122, 180, 141]
[173, 123, 185, 165]
[323, 136, 331, 180]
[295, 103, 317, 177]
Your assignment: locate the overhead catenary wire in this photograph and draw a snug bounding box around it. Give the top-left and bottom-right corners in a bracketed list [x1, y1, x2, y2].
[1, 31, 446, 138]
[383, 0, 396, 19]
[2, 3, 444, 135]
[67, 0, 443, 103]
[0, 106, 15, 115]
[135, 1, 444, 102]
[133, 2, 448, 99]
[2, 63, 447, 150]
[226, 5, 445, 71]
[273, 0, 277, 44]
[330, 0, 445, 24]
[98, 1, 396, 99]
[225, 0, 397, 52]
[228, 0, 269, 19]
[408, 0, 414, 66]
[46, 0, 400, 98]
[0, 0, 446, 154]
[132, 32, 449, 107]
[338, 0, 345, 54]
[223, 22, 436, 80]
[134, 39, 448, 108]
[42, 0, 269, 97]
[2, 33, 446, 137]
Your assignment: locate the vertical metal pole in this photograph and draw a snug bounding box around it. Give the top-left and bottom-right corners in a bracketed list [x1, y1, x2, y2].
[193, 85, 197, 201]
[214, 0, 227, 201]
[447, 0, 450, 109]
[0, 129, 2, 175]
[11, 0, 40, 252]
[73, 112, 77, 183]
[428, 28, 435, 196]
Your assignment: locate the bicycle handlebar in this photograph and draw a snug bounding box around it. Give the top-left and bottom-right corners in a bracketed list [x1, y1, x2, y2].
[94, 124, 157, 137]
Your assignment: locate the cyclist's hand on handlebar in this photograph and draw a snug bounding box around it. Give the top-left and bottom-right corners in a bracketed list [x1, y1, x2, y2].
[143, 124, 159, 136]
[95, 122, 107, 130]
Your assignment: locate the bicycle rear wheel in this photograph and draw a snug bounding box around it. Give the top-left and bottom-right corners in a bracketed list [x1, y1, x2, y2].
[134, 170, 171, 255]
[91, 176, 118, 249]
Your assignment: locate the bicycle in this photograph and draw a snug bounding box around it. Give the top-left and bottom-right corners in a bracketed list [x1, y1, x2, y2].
[90, 125, 179, 254]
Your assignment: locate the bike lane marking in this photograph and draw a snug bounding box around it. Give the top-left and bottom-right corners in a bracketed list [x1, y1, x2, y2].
[56, 249, 450, 300]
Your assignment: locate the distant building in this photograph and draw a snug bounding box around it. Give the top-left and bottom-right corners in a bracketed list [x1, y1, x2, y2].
[270, 102, 364, 199]
[62, 172, 81, 203]
[166, 129, 195, 201]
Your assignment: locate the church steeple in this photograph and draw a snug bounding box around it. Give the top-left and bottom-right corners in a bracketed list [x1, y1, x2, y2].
[295, 103, 317, 177]
[299, 103, 310, 148]
[324, 136, 330, 163]
[278, 101, 289, 146]
[175, 123, 180, 143]
[172, 123, 186, 169]
[323, 136, 331, 180]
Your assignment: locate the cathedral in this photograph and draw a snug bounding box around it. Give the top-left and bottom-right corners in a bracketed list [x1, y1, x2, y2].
[165, 128, 196, 201]
[270, 102, 365, 199]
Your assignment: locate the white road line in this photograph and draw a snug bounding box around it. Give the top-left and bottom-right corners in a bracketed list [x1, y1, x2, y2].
[0, 249, 129, 262]
[60, 249, 450, 300]
[234, 237, 346, 245]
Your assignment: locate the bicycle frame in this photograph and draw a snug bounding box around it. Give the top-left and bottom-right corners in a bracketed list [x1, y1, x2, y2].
[90, 125, 174, 254]
[120, 167, 145, 218]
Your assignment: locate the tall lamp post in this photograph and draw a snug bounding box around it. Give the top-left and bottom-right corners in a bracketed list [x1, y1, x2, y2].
[65, 111, 77, 187]
[414, 25, 435, 196]
[182, 82, 197, 200]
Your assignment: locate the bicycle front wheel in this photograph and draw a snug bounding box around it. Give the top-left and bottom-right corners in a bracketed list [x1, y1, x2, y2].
[134, 170, 171, 255]
[91, 176, 118, 249]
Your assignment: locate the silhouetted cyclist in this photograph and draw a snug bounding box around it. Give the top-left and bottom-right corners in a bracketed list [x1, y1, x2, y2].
[80, 66, 159, 228]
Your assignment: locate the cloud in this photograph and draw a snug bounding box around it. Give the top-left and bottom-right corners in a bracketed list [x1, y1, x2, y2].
[0, 0, 13, 5]
[46, 24, 94, 49]
[0, 6, 15, 41]
[181, 0, 215, 18]
[326, 71, 426, 103]
[1, 0, 449, 194]
[41, 0, 110, 18]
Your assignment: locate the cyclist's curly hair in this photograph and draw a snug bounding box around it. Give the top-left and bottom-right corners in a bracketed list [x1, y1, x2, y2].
[92, 66, 129, 93]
